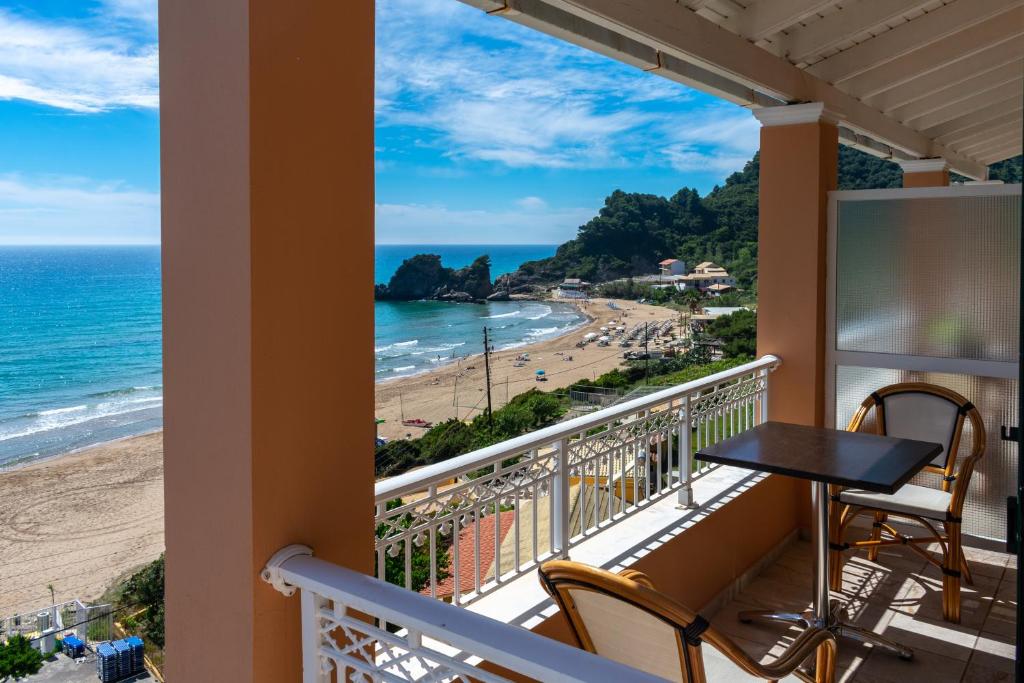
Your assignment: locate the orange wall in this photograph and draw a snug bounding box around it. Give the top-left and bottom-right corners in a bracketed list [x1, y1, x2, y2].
[903, 170, 950, 187]
[160, 1, 375, 680]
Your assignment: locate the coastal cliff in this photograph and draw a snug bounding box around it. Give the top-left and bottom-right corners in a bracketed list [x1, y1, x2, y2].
[374, 253, 496, 302]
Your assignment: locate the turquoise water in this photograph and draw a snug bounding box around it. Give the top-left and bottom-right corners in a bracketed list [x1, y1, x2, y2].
[0, 246, 163, 467]
[0, 244, 578, 466]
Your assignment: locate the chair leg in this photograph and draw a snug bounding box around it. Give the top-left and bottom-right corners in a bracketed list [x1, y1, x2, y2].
[866, 511, 886, 562]
[828, 497, 843, 592]
[942, 522, 962, 624]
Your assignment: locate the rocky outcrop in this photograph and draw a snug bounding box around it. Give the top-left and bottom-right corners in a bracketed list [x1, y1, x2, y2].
[375, 254, 494, 302]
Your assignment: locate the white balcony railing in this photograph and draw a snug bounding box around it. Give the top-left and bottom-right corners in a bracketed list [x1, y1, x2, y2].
[374, 355, 780, 604]
[262, 546, 666, 683]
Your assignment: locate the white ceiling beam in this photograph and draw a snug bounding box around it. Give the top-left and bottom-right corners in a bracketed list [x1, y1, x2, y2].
[653, 52, 784, 108]
[942, 120, 1024, 150]
[719, 0, 838, 42]
[492, 0, 660, 69]
[867, 42, 1024, 113]
[480, 0, 781, 106]
[781, 0, 935, 65]
[980, 146, 1024, 165]
[908, 83, 1024, 132]
[836, 9, 1024, 99]
[961, 138, 1023, 163]
[950, 127, 1024, 154]
[925, 100, 1023, 139]
[887, 61, 1024, 123]
[484, 0, 991, 178]
[807, 0, 1024, 84]
[955, 130, 1023, 156]
[590, 0, 984, 175]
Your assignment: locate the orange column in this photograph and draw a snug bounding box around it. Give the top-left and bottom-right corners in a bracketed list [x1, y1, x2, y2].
[753, 103, 838, 427]
[899, 158, 950, 187]
[753, 103, 838, 530]
[160, 2, 374, 681]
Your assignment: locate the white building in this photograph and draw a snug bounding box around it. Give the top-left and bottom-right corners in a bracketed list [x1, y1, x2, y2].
[678, 261, 736, 292]
[658, 258, 686, 277]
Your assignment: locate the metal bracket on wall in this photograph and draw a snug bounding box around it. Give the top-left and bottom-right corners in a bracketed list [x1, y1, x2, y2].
[1000, 425, 1019, 441]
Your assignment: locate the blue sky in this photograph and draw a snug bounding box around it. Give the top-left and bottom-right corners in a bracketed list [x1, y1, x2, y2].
[0, 0, 760, 245]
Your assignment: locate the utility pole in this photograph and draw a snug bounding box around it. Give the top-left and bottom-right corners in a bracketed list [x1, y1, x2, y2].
[483, 326, 493, 430]
[643, 321, 650, 384]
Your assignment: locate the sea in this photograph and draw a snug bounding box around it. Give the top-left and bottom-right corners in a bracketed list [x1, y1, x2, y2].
[0, 244, 583, 467]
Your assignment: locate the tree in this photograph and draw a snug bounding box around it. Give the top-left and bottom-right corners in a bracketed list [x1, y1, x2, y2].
[0, 635, 44, 678]
[706, 310, 757, 359]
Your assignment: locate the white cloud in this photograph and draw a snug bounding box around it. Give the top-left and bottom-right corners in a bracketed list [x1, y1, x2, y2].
[660, 107, 760, 173]
[0, 9, 158, 112]
[103, 0, 158, 28]
[0, 175, 159, 244]
[516, 196, 547, 210]
[376, 202, 594, 245]
[375, 0, 686, 170]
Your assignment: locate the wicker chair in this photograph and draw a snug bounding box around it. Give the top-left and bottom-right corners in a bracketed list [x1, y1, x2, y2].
[827, 382, 986, 623]
[539, 560, 836, 683]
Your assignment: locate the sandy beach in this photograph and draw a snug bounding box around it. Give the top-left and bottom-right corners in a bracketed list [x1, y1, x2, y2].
[0, 297, 675, 618]
[375, 297, 677, 440]
[0, 432, 164, 618]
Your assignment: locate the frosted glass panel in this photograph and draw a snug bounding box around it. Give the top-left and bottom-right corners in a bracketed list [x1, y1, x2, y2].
[834, 366, 1017, 541]
[836, 195, 1019, 361]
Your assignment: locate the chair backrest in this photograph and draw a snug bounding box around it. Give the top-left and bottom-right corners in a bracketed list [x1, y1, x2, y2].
[847, 382, 985, 489]
[538, 560, 704, 682]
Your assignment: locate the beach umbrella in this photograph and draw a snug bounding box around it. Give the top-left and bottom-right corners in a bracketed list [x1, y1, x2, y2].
[600, 326, 609, 332]
[535, 369, 545, 375]
[599, 335, 611, 342]
[584, 332, 598, 340]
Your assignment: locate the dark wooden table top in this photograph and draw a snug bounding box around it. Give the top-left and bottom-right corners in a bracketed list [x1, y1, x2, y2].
[695, 421, 943, 494]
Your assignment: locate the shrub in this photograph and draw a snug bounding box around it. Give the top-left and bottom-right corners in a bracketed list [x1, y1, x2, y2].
[120, 556, 165, 648]
[0, 635, 44, 679]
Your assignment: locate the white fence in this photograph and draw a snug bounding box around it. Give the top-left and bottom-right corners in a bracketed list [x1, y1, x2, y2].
[0, 599, 114, 645]
[374, 356, 779, 604]
[261, 547, 666, 683]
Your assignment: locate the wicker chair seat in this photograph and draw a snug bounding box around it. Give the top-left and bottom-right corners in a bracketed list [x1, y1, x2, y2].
[839, 484, 951, 520]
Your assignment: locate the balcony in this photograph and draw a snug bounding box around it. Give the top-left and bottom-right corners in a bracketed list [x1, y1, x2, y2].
[261, 356, 1015, 681]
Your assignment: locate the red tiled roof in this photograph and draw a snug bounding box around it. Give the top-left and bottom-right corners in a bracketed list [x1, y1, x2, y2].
[659, 258, 678, 265]
[423, 509, 516, 600]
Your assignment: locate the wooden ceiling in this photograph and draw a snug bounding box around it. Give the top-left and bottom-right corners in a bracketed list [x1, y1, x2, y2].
[461, 0, 1024, 178]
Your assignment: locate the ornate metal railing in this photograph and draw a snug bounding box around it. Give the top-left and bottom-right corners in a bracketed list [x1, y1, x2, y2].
[374, 355, 779, 605]
[261, 547, 665, 683]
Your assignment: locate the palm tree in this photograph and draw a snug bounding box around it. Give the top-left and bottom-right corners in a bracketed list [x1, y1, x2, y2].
[679, 288, 706, 314]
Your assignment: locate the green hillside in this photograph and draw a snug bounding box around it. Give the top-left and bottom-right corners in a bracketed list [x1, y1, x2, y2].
[510, 150, 1021, 289]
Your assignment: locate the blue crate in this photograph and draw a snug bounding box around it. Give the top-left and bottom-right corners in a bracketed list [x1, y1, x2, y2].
[96, 643, 119, 682]
[125, 636, 145, 674]
[63, 635, 85, 658]
[112, 639, 132, 677]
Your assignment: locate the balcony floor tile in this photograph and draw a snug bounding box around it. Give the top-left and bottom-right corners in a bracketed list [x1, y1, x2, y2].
[705, 538, 1016, 683]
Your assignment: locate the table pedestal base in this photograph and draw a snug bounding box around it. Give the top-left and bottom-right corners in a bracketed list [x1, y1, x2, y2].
[738, 602, 914, 661]
[736, 481, 913, 666]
